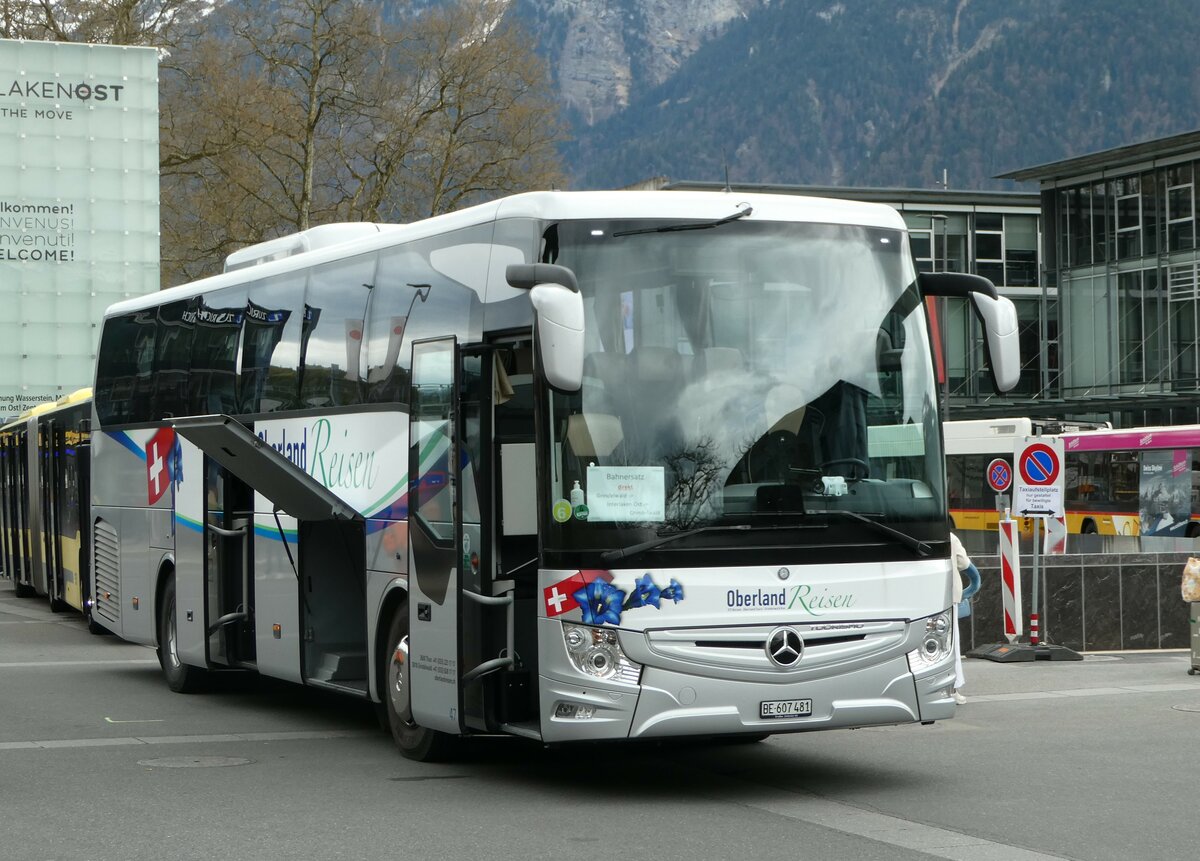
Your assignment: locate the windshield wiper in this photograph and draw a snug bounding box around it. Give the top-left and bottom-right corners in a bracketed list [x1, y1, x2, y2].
[610, 205, 753, 238]
[599, 522, 811, 564]
[822, 510, 931, 557]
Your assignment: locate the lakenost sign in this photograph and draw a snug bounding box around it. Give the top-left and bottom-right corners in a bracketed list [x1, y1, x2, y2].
[3, 77, 128, 105]
[0, 38, 159, 417]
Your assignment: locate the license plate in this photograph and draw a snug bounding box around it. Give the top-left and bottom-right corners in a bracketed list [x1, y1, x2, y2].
[759, 698, 812, 719]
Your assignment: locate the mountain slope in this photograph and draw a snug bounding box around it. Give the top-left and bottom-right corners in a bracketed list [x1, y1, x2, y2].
[527, 0, 1200, 190]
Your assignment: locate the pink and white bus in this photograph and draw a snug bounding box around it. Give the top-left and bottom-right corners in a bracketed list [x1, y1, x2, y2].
[946, 418, 1200, 537]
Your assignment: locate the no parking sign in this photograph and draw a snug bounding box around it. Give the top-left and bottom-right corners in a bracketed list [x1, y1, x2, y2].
[1014, 436, 1065, 517]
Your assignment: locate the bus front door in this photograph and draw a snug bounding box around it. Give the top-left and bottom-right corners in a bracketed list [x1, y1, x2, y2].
[408, 337, 466, 735]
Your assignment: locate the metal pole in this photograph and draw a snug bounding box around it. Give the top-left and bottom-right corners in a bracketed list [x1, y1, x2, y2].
[1030, 516, 1040, 646]
[932, 214, 949, 422]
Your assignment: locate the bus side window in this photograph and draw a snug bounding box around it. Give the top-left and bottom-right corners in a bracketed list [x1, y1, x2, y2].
[1067, 452, 1085, 501]
[152, 300, 195, 420]
[1193, 452, 1200, 508]
[188, 290, 246, 416]
[366, 246, 423, 405]
[300, 255, 377, 409]
[95, 310, 157, 426]
[240, 272, 305, 415]
[1111, 452, 1139, 503]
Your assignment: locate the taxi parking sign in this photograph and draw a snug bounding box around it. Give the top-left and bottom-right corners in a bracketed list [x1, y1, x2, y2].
[1014, 436, 1065, 516]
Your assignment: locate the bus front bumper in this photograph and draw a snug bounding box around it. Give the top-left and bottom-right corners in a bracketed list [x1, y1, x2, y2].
[539, 654, 956, 743]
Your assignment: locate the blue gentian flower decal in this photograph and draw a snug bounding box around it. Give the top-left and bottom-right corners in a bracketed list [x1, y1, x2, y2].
[626, 573, 662, 609]
[661, 579, 685, 603]
[573, 580, 626, 626]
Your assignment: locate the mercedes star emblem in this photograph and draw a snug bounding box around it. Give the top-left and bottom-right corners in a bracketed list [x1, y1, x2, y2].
[766, 626, 804, 668]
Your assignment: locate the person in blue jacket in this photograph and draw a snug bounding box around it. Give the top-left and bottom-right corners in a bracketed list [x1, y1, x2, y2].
[949, 532, 982, 704]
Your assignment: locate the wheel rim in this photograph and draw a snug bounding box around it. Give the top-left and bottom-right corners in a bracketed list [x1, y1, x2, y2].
[388, 633, 415, 727]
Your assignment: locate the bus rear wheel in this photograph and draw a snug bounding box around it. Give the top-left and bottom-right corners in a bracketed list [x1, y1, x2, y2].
[383, 604, 455, 762]
[156, 572, 206, 693]
[86, 612, 111, 635]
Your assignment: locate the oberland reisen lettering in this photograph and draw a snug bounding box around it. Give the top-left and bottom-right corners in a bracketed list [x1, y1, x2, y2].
[6, 81, 124, 101]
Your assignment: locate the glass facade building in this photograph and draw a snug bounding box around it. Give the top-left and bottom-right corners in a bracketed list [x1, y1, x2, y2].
[1001, 131, 1200, 427]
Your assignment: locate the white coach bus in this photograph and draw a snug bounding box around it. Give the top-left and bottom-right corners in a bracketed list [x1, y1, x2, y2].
[86, 190, 1019, 759]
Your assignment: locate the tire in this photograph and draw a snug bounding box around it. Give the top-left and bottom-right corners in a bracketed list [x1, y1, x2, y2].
[86, 612, 112, 636]
[1081, 521, 1098, 535]
[382, 603, 455, 761]
[156, 572, 206, 693]
[13, 578, 35, 598]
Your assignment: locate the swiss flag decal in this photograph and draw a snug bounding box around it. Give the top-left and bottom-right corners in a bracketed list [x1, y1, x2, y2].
[146, 427, 176, 505]
[544, 570, 613, 617]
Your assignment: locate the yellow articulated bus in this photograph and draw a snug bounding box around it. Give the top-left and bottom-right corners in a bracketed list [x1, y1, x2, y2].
[0, 388, 94, 620]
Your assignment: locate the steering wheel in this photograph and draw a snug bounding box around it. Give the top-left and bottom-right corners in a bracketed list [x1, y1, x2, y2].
[819, 457, 869, 479]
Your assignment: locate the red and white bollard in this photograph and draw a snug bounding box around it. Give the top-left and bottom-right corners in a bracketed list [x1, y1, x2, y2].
[1043, 515, 1067, 556]
[999, 513, 1024, 643]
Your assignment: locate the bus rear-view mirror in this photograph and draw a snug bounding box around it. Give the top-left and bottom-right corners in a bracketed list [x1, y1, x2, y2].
[970, 292, 1020, 393]
[918, 271, 1020, 395]
[506, 264, 584, 392]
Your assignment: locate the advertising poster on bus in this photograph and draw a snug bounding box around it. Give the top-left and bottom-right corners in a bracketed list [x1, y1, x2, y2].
[1138, 449, 1190, 537]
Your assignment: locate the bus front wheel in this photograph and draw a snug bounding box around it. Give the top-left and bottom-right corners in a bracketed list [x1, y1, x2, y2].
[383, 604, 455, 762]
[1081, 520, 1099, 535]
[156, 572, 206, 693]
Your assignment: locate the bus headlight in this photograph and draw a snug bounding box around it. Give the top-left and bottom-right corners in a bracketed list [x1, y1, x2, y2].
[561, 623, 641, 684]
[906, 610, 954, 672]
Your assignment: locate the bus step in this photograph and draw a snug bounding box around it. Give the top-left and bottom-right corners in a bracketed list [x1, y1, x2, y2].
[312, 650, 367, 682]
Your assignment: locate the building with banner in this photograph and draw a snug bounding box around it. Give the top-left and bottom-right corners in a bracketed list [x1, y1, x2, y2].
[0, 38, 159, 421]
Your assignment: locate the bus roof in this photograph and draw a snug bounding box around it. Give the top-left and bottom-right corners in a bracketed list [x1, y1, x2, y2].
[942, 418, 1036, 455]
[54, 387, 92, 409]
[944, 417, 1113, 455]
[102, 189, 907, 319]
[0, 388, 94, 434]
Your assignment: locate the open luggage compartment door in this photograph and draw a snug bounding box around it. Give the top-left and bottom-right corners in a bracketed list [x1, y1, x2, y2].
[172, 415, 361, 523]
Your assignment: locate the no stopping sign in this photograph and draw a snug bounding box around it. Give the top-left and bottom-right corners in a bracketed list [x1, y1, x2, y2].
[986, 458, 1012, 492]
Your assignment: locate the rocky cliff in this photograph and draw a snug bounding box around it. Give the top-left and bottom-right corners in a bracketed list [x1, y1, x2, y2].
[517, 0, 764, 126]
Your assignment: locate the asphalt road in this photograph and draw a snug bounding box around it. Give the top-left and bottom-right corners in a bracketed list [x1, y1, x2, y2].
[3, 586, 1198, 861]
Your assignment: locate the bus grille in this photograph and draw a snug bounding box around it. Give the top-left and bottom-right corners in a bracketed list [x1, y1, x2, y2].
[92, 519, 120, 627]
[638, 620, 906, 676]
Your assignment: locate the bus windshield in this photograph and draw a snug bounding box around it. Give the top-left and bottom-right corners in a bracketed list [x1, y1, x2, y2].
[540, 217, 946, 564]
